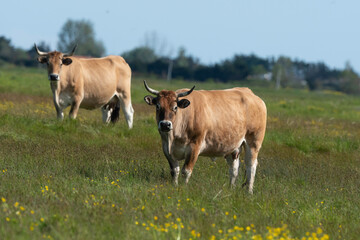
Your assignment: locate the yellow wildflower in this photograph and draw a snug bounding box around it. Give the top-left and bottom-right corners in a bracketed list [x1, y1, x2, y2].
[1, 197, 6, 203]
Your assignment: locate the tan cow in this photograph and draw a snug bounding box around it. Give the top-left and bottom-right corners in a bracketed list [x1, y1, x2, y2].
[35, 44, 134, 128]
[144, 81, 266, 193]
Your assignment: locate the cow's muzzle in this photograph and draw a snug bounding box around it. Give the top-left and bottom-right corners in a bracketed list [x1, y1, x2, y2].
[49, 74, 60, 81]
[159, 120, 173, 132]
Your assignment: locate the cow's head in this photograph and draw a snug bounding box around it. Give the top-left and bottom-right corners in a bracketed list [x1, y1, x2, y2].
[35, 43, 77, 81]
[144, 80, 195, 133]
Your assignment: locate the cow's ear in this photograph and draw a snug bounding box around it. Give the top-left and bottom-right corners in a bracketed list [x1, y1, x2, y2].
[37, 56, 47, 64]
[144, 95, 155, 105]
[177, 99, 190, 108]
[62, 58, 72, 65]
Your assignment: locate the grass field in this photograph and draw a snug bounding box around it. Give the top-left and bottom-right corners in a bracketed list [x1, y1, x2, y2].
[0, 66, 359, 240]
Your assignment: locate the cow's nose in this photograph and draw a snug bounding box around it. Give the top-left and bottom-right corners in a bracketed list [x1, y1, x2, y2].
[49, 74, 59, 81]
[159, 121, 173, 132]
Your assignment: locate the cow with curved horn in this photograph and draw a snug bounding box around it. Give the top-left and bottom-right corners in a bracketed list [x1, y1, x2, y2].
[35, 44, 134, 128]
[144, 80, 267, 193]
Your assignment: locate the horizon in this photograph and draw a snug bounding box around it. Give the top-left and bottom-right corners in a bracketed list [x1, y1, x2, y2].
[1, 0, 360, 73]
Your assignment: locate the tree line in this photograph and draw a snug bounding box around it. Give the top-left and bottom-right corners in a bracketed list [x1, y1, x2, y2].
[1, 19, 359, 95]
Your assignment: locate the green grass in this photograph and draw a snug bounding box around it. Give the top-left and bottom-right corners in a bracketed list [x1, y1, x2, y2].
[0, 66, 359, 239]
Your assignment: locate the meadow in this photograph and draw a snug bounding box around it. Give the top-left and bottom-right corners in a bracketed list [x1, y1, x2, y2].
[0, 65, 359, 240]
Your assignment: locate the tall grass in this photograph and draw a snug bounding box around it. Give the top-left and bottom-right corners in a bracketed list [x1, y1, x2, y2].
[0, 66, 359, 239]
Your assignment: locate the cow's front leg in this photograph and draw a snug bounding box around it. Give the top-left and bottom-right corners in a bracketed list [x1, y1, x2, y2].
[164, 152, 179, 185]
[169, 159, 180, 186]
[69, 98, 82, 120]
[52, 93, 64, 120]
[50, 83, 63, 120]
[182, 144, 201, 184]
[161, 139, 180, 185]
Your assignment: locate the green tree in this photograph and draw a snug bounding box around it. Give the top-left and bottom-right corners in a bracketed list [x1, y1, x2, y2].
[0, 36, 13, 63]
[57, 19, 105, 57]
[340, 62, 360, 95]
[0, 36, 30, 66]
[121, 47, 157, 72]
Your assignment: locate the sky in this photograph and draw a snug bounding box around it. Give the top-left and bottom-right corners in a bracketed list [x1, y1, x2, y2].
[1, 0, 360, 72]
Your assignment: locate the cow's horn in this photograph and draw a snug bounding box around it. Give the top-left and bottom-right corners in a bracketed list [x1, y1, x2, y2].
[177, 86, 195, 98]
[63, 44, 77, 57]
[34, 43, 48, 56]
[144, 80, 159, 95]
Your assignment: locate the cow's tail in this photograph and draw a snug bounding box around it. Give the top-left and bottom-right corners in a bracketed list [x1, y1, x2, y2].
[110, 103, 120, 123]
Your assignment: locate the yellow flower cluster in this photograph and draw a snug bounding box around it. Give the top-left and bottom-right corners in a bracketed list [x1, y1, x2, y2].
[136, 214, 185, 234]
[1, 197, 48, 235]
[40, 185, 57, 198]
[0, 101, 14, 111]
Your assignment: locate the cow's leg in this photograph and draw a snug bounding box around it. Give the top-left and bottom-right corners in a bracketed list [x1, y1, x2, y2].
[110, 100, 120, 123]
[168, 159, 180, 186]
[182, 144, 200, 184]
[51, 83, 63, 120]
[161, 136, 179, 185]
[225, 150, 240, 187]
[69, 97, 82, 120]
[243, 142, 260, 194]
[53, 95, 64, 120]
[119, 95, 134, 129]
[101, 105, 113, 123]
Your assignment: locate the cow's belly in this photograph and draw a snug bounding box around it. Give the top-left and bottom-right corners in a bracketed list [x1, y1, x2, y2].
[199, 134, 245, 157]
[81, 92, 117, 110]
[169, 134, 245, 160]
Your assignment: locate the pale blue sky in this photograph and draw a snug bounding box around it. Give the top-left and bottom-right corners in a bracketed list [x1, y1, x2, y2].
[1, 0, 360, 72]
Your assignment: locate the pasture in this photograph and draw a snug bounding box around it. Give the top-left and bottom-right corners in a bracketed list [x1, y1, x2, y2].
[0, 65, 359, 240]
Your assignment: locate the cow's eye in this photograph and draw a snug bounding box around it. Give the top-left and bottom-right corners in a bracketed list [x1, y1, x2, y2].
[173, 106, 178, 112]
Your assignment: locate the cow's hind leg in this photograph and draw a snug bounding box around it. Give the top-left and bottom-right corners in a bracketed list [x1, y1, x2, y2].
[101, 105, 113, 124]
[243, 141, 260, 194]
[102, 95, 120, 124]
[119, 95, 134, 129]
[225, 150, 240, 187]
[110, 100, 120, 123]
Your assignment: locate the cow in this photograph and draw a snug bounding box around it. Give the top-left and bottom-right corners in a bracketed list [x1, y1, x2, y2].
[143, 81, 266, 193]
[35, 44, 134, 128]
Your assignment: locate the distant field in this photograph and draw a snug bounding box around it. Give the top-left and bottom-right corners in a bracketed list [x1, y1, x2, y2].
[0, 66, 359, 240]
